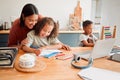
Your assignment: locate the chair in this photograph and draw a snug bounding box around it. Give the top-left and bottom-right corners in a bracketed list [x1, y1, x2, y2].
[100, 25, 116, 40]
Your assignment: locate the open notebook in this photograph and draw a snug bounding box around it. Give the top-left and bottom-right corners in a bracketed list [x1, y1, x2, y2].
[78, 67, 120, 80]
[79, 38, 115, 60]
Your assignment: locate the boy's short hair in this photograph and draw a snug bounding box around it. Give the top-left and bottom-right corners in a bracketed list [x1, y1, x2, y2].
[82, 20, 93, 28]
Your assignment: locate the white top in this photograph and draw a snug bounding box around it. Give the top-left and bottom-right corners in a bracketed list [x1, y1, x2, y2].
[25, 30, 60, 48]
[79, 33, 98, 46]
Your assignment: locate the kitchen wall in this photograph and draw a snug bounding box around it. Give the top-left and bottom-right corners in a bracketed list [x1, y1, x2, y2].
[91, 0, 120, 45]
[100, 0, 120, 45]
[101, 0, 120, 27]
[0, 0, 120, 45]
[0, 0, 92, 30]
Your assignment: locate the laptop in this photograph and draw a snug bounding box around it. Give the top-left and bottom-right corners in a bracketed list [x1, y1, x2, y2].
[79, 38, 116, 60]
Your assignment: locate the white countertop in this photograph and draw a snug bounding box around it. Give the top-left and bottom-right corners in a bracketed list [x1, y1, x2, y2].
[0, 30, 99, 34]
[59, 30, 99, 33]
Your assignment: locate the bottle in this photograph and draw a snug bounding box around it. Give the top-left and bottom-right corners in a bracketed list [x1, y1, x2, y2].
[4, 22, 9, 30]
[0, 19, 3, 30]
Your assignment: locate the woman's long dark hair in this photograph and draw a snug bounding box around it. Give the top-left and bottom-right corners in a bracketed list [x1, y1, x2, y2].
[20, 3, 39, 27]
[34, 17, 59, 39]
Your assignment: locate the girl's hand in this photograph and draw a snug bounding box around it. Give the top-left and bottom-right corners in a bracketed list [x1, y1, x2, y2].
[62, 45, 71, 51]
[34, 49, 42, 56]
[34, 47, 45, 56]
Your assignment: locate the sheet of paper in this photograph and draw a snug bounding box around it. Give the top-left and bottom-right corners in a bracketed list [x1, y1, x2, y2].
[78, 67, 120, 80]
[39, 50, 62, 58]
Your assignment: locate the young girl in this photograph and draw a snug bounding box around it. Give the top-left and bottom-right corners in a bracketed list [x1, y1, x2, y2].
[22, 17, 71, 55]
[79, 20, 98, 47]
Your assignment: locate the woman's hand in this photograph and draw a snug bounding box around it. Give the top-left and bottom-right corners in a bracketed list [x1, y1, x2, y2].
[19, 38, 29, 49]
[21, 38, 28, 45]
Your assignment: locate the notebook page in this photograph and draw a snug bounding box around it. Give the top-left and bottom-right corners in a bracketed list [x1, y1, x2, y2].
[78, 67, 120, 80]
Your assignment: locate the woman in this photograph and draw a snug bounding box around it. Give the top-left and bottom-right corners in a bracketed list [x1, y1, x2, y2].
[8, 3, 42, 48]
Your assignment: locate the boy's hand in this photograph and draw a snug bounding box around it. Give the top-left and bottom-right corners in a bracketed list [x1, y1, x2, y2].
[87, 38, 93, 43]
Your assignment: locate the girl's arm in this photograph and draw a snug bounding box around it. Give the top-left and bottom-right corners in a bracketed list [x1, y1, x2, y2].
[22, 45, 41, 56]
[39, 43, 71, 51]
[49, 37, 71, 50]
[22, 43, 71, 56]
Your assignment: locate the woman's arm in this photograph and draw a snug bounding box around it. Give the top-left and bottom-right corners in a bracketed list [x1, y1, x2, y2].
[8, 20, 18, 47]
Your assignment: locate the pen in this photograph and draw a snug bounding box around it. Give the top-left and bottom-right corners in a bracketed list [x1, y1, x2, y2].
[55, 53, 65, 57]
[63, 55, 73, 60]
[56, 55, 73, 60]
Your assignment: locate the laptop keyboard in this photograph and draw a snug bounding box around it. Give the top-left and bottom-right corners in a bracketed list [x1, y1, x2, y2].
[111, 47, 120, 53]
[79, 50, 92, 55]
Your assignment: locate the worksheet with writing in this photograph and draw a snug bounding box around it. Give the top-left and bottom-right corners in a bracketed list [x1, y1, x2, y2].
[39, 50, 62, 58]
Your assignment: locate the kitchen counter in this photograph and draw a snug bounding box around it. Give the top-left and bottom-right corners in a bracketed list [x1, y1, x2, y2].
[0, 30, 10, 47]
[58, 30, 99, 47]
[0, 30, 99, 34]
[0, 30, 99, 47]
[0, 30, 10, 34]
[59, 30, 99, 33]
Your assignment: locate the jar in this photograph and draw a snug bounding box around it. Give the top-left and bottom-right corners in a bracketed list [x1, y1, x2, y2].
[4, 22, 9, 30]
[19, 54, 36, 68]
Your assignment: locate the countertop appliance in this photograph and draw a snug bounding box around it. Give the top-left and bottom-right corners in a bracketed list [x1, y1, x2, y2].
[0, 47, 18, 68]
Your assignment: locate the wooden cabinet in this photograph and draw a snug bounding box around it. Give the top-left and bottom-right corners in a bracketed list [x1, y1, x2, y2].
[0, 30, 9, 47]
[58, 33, 80, 47]
[0, 30, 99, 47]
[58, 31, 99, 47]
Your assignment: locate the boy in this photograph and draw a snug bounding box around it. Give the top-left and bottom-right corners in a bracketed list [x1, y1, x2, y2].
[79, 20, 98, 47]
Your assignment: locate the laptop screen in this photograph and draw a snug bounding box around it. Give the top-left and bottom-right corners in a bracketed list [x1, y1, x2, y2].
[79, 38, 115, 60]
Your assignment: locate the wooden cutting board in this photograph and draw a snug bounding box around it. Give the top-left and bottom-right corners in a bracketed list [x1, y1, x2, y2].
[14, 58, 46, 73]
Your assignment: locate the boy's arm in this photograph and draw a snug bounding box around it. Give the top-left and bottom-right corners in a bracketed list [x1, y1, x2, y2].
[81, 40, 94, 47]
[80, 34, 94, 47]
